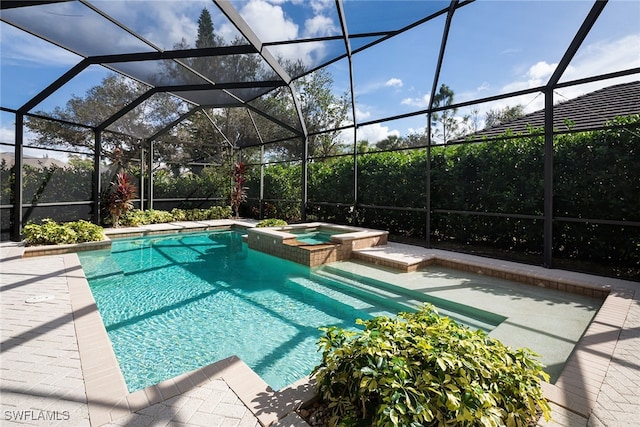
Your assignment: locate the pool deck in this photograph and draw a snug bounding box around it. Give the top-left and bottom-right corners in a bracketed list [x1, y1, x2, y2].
[1, 220, 638, 426]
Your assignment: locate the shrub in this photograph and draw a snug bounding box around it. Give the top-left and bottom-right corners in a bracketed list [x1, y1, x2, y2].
[118, 206, 233, 227]
[256, 218, 288, 227]
[170, 208, 187, 221]
[68, 219, 105, 243]
[175, 206, 232, 221]
[313, 305, 551, 427]
[205, 206, 232, 220]
[23, 219, 104, 246]
[121, 209, 175, 226]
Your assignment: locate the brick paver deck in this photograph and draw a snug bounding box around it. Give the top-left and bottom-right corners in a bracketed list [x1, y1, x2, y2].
[2, 221, 639, 426]
[1, 241, 265, 427]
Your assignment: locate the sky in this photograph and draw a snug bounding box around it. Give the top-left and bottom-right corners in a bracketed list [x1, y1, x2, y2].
[1, 0, 639, 157]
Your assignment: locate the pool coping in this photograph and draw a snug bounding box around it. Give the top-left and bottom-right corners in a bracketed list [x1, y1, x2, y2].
[11, 220, 639, 425]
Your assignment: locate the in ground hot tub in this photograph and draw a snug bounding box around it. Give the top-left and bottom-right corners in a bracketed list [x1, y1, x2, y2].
[246, 222, 388, 266]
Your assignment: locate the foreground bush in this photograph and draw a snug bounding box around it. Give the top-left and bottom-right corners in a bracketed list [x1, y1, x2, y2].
[313, 305, 551, 427]
[23, 219, 104, 246]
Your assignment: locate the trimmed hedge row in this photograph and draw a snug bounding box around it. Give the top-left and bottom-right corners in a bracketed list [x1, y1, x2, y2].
[4, 116, 638, 270]
[250, 116, 640, 269]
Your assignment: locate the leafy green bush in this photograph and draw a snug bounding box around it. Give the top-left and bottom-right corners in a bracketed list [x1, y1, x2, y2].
[170, 208, 187, 221]
[256, 218, 288, 227]
[118, 206, 233, 227]
[23, 219, 104, 246]
[175, 206, 232, 221]
[313, 305, 551, 427]
[121, 209, 175, 226]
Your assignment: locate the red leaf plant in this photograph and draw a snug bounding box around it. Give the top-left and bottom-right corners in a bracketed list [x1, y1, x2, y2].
[231, 162, 248, 219]
[108, 172, 138, 227]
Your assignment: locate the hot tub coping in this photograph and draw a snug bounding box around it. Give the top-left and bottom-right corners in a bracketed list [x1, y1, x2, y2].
[249, 222, 388, 243]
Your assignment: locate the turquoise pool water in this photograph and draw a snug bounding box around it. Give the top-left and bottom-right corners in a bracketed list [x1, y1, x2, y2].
[291, 230, 336, 244]
[78, 230, 406, 392]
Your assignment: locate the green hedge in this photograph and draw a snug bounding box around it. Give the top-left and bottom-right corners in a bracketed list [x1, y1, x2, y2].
[4, 116, 638, 270]
[118, 206, 232, 227]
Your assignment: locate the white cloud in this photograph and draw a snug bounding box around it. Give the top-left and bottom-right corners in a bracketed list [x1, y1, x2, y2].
[240, 0, 299, 42]
[226, 0, 337, 66]
[356, 78, 404, 96]
[304, 14, 338, 38]
[500, 47, 521, 56]
[477, 82, 490, 92]
[356, 123, 399, 144]
[401, 93, 430, 108]
[527, 60, 557, 86]
[0, 125, 14, 144]
[385, 78, 403, 88]
[495, 33, 640, 113]
[407, 126, 427, 135]
[563, 34, 640, 81]
[354, 107, 371, 121]
[146, 7, 200, 49]
[309, 0, 333, 14]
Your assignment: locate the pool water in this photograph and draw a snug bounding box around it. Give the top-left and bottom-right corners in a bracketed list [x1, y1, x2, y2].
[290, 230, 336, 245]
[78, 231, 405, 392]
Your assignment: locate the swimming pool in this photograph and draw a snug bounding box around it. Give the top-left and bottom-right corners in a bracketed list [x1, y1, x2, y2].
[80, 230, 464, 392]
[79, 229, 601, 392]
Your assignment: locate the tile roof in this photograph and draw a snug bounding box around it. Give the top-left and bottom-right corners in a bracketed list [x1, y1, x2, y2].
[456, 81, 640, 142]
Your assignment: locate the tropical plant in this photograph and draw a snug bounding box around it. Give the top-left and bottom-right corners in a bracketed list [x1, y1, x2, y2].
[108, 172, 138, 227]
[313, 305, 551, 427]
[23, 218, 104, 246]
[231, 161, 248, 218]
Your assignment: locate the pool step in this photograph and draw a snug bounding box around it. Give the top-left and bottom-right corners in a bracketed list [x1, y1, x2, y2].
[287, 276, 410, 318]
[309, 270, 418, 312]
[312, 266, 504, 332]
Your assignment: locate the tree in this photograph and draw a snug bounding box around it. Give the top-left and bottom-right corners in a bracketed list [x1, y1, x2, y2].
[295, 67, 350, 158]
[430, 84, 470, 144]
[485, 105, 525, 128]
[25, 74, 182, 166]
[67, 155, 93, 171]
[375, 135, 405, 151]
[196, 9, 218, 48]
[24, 7, 349, 175]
